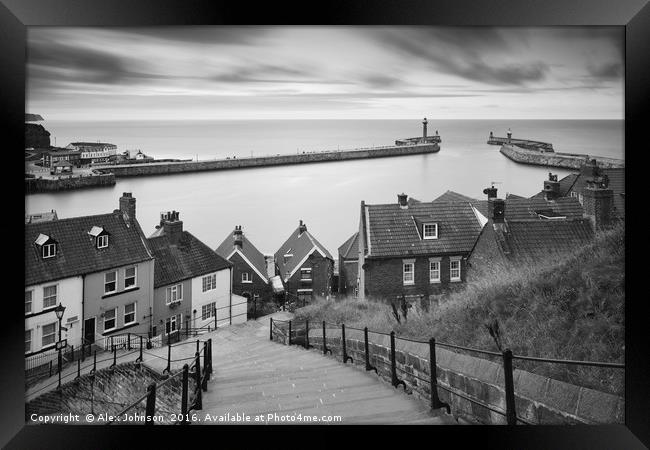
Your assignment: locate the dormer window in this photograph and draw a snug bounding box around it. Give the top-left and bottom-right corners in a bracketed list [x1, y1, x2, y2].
[35, 233, 57, 259]
[97, 235, 109, 248]
[42, 243, 57, 258]
[89, 226, 110, 249]
[423, 223, 438, 239]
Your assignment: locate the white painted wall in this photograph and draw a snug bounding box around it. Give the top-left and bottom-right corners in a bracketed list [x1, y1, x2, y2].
[231, 294, 248, 325]
[25, 276, 83, 357]
[191, 267, 231, 328]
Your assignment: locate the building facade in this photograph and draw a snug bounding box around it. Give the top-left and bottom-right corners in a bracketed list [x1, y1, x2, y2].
[337, 232, 359, 297]
[66, 142, 117, 165]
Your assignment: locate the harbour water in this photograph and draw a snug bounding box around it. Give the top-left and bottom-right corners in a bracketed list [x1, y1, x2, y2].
[25, 119, 624, 256]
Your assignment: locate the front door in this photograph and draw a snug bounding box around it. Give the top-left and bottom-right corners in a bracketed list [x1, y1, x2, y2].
[84, 317, 95, 344]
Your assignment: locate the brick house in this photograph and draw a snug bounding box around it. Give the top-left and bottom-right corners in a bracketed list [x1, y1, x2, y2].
[148, 211, 233, 342]
[215, 225, 272, 307]
[275, 220, 334, 304]
[25, 193, 155, 366]
[338, 232, 359, 297]
[356, 193, 487, 304]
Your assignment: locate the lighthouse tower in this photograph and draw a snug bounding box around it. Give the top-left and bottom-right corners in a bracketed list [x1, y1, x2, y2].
[422, 117, 428, 139]
[507, 128, 512, 143]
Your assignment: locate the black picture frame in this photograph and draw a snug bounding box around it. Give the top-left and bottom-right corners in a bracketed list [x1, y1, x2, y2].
[3, 0, 648, 448]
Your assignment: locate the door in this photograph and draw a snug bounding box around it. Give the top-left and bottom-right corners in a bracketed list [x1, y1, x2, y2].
[84, 317, 95, 344]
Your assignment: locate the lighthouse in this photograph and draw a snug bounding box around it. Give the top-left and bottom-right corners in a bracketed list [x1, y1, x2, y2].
[507, 128, 512, 143]
[422, 117, 428, 139]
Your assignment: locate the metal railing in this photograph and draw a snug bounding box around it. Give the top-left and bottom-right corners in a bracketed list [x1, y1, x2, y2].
[269, 318, 624, 425]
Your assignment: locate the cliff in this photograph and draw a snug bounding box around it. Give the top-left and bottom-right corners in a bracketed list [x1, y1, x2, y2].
[25, 123, 51, 149]
[25, 113, 44, 122]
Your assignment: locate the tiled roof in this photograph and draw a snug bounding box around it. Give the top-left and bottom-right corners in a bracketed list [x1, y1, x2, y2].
[275, 225, 334, 280]
[148, 231, 231, 288]
[504, 197, 584, 221]
[215, 229, 268, 281]
[495, 219, 594, 261]
[25, 211, 153, 286]
[433, 190, 479, 203]
[363, 201, 484, 258]
[338, 232, 359, 260]
[505, 193, 526, 200]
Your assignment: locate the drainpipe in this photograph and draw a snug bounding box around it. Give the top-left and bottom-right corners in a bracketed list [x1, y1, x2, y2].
[229, 267, 233, 325]
[81, 274, 86, 346]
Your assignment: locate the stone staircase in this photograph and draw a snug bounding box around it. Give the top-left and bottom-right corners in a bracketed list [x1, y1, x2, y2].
[197, 317, 457, 425]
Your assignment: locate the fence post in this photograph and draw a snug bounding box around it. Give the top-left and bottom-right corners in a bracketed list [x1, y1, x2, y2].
[214, 306, 218, 330]
[503, 349, 517, 425]
[137, 336, 143, 363]
[180, 364, 189, 425]
[81, 342, 85, 362]
[194, 352, 202, 410]
[304, 320, 310, 349]
[111, 336, 114, 353]
[110, 345, 117, 369]
[49, 360, 52, 377]
[207, 339, 213, 375]
[164, 341, 171, 374]
[364, 327, 377, 373]
[91, 350, 97, 374]
[145, 382, 156, 426]
[253, 296, 257, 319]
[341, 324, 353, 364]
[127, 333, 131, 350]
[269, 318, 273, 341]
[70, 344, 74, 362]
[202, 341, 209, 390]
[322, 321, 331, 355]
[390, 332, 405, 390]
[196, 339, 200, 355]
[429, 338, 450, 413]
[75, 359, 81, 380]
[288, 321, 292, 346]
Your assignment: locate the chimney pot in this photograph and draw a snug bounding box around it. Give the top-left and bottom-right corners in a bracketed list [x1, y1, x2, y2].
[483, 186, 498, 199]
[397, 193, 408, 208]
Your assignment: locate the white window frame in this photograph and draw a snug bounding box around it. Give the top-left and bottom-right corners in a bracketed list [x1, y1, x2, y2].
[124, 303, 136, 325]
[166, 284, 183, 305]
[403, 260, 415, 285]
[300, 268, 312, 280]
[97, 234, 109, 249]
[104, 271, 117, 294]
[42, 243, 56, 259]
[429, 258, 441, 283]
[25, 329, 33, 353]
[43, 285, 58, 309]
[42, 322, 57, 347]
[202, 273, 216, 292]
[450, 258, 462, 282]
[423, 223, 438, 240]
[124, 266, 137, 289]
[202, 302, 216, 321]
[242, 272, 252, 283]
[25, 290, 33, 314]
[104, 308, 117, 332]
[166, 315, 179, 335]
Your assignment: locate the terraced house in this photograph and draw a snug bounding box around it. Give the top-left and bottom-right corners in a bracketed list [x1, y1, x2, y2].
[25, 193, 155, 369]
[356, 193, 487, 304]
[148, 211, 234, 342]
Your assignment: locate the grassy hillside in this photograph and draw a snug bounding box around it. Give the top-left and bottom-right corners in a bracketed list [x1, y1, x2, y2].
[296, 222, 625, 395]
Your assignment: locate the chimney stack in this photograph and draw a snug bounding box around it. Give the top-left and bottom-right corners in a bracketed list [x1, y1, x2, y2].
[580, 158, 600, 178]
[583, 176, 614, 230]
[299, 220, 307, 234]
[491, 198, 505, 223]
[119, 192, 136, 225]
[233, 225, 243, 248]
[397, 193, 408, 209]
[483, 185, 498, 200]
[162, 210, 183, 244]
[544, 172, 561, 201]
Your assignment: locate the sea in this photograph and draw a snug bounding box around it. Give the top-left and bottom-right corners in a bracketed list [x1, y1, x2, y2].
[25, 119, 624, 257]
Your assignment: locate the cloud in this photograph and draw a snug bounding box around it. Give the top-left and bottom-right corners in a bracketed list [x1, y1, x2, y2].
[113, 26, 272, 45]
[587, 62, 623, 80]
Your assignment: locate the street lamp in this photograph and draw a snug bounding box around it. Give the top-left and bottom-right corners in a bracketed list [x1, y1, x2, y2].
[54, 303, 66, 389]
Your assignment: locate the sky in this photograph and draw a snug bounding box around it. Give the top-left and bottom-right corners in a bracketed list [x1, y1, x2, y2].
[26, 26, 624, 121]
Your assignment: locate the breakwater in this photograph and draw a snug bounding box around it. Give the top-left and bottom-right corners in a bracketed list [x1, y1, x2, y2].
[25, 173, 116, 194]
[500, 145, 624, 170]
[95, 143, 439, 178]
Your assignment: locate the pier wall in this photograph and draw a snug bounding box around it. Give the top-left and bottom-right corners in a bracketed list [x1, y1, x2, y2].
[97, 144, 439, 178]
[25, 173, 116, 194]
[500, 145, 624, 170]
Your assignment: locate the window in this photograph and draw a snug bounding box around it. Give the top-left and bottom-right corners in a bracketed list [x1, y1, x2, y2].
[429, 260, 441, 283]
[125, 266, 137, 289]
[242, 272, 251, 283]
[97, 234, 109, 249]
[42, 322, 56, 347]
[166, 284, 183, 304]
[450, 259, 461, 282]
[423, 223, 438, 239]
[42, 243, 56, 258]
[104, 308, 116, 331]
[43, 285, 57, 309]
[300, 268, 312, 280]
[104, 271, 117, 294]
[297, 290, 313, 304]
[25, 329, 32, 353]
[124, 303, 136, 325]
[202, 274, 216, 292]
[25, 291, 33, 314]
[403, 261, 415, 285]
[165, 315, 179, 335]
[202, 302, 216, 321]
[570, 191, 578, 198]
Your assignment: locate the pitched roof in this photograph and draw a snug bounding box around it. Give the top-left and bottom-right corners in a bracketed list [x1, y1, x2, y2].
[148, 231, 231, 288]
[215, 229, 269, 283]
[432, 190, 488, 218]
[492, 219, 594, 261]
[338, 232, 359, 260]
[275, 225, 333, 280]
[504, 197, 584, 221]
[505, 193, 526, 200]
[362, 201, 485, 258]
[25, 211, 153, 286]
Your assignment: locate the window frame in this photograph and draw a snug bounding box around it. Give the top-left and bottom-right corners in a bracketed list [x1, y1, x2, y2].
[450, 258, 462, 282]
[42, 322, 57, 347]
[104, 308, 117, 332]
[25, 329, 33, 353]
[403, 260, 415, 285]
[124, 266, 137, 289]
[300, 268, 312, 280]
[202, 273, 216, 292]
[42, 243, 56, 259]
[25, 290, 33, 314]
[429, 259, 441, 283]
[241, 272, 252, 283]
[124, 302, 136, 325]
[423, 223, 438, 240]
[201, 302, 216, 321]
[42, 284, 58, 309]
[97, 234, 109, 249]
[104, 271, 117, 294]
[166, 284, 183, 305]
[165, 315, 178, 335]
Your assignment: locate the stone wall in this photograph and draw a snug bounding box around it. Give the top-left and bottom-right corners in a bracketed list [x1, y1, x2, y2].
[500, 145, 624, 170]
[271, 324, 623, 425]
[25, 174, 116, 193]
[97, 144, 440, 178]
